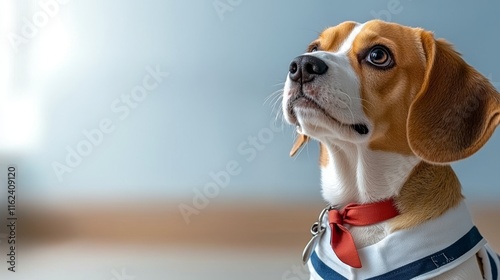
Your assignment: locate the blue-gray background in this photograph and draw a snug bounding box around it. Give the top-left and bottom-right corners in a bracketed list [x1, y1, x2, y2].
[2, 0, 500, 203]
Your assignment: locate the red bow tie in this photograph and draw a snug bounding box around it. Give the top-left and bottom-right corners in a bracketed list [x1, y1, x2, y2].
[329, 199, 399, 268]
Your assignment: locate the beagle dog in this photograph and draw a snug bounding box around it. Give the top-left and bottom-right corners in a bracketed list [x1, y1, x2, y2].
[282, 20, 500, 279]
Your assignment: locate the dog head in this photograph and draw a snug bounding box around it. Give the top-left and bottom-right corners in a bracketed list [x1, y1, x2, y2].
[283, 20, 500, 163]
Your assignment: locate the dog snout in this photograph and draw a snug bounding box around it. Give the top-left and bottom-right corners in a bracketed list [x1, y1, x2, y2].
[289, 55, 328, 84]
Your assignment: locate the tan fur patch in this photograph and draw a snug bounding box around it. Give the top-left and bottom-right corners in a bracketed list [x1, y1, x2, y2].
[319, 142, 329, 167]
[313, 21, 358, 52]
[407, 32, 500, 163]
[289, 134, 309, 157]
[349, 21, 427, 155]
[390, 162, 463, 231]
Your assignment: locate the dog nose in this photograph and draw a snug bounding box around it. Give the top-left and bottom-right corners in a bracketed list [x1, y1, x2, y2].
[289, 55, 328, 83]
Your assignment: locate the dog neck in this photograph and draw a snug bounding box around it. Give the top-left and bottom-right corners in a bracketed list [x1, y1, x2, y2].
[320, 140, 463, 231]
[391, 161, 464, 230]
[320, 140, 419, 207]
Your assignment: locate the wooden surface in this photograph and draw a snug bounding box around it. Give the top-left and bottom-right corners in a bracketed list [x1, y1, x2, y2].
[3, 200, 497, 280]
[17, 201, 500, 252]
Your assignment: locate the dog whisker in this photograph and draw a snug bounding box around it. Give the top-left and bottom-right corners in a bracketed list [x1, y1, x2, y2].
[264, 89, 284, 105]
[265, 87, 286, 119]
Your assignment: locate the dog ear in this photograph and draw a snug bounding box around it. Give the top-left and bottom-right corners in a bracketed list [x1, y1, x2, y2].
[407, 31, 500, 164]
[290, 134, 309, 157]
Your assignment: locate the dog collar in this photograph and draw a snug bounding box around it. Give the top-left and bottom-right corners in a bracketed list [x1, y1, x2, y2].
[303, 199, 399, 268]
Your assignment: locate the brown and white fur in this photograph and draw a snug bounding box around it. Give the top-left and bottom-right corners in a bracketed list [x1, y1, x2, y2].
[282, 20, 500, 279]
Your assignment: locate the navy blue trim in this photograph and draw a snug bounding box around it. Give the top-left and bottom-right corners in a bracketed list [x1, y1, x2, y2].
[368, 226, 483, 280]
[488, 251, 498, 280]
[310, 227, 483, 280]
[310, 251, 347, 280]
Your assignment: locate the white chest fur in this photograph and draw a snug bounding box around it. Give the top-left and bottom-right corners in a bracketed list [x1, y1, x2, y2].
[320, 141, 420, 247]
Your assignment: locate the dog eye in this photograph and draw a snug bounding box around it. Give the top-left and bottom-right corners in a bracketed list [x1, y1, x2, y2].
[309, 45, 319, 52]
[366, 46, 393, 68]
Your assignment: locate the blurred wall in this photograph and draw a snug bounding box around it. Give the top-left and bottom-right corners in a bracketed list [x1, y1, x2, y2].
[1, 0, 499, 203]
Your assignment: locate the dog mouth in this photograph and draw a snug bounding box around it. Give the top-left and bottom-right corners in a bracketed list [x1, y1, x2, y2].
[288, 94, 369, 135]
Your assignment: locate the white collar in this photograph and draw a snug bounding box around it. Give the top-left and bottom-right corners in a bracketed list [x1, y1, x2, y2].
[308, 201, 486, 279]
